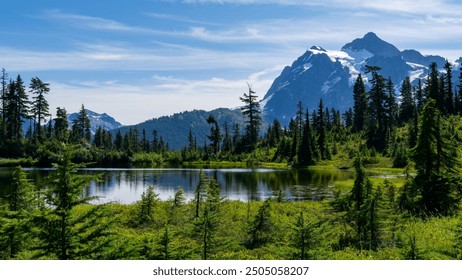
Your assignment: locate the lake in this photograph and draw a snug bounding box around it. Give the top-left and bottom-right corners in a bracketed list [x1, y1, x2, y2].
[0, 167, 382, 204]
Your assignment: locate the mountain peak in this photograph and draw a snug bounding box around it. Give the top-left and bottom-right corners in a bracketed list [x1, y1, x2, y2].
[341, 32, 401, 57]
[363, 31, 380, 40]
[310, 46, 327, 52]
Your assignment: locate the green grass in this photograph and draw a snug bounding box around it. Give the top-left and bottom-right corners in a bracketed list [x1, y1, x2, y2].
[0, 157, 37, 167]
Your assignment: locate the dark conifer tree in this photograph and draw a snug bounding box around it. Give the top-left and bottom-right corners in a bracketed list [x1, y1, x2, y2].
[410, 99, 461, 215]
[0, 166, 38, 259]
[343, 108, 353, 128]
[194, 175, 221, 260]
[415, 79, 425, 112]
[298, 109, 314, 165]
[291, 211, 326, 260]
[231, 123, 241, 150]
[114, 130, 123, 151]
[152, 129, 159, 152]
[36, 146, 113, 259]
[267, 119, 282, 147]
[399, 76, 415, 124]
[287, 118, 297, 162]
[71, 104, 91, 143]
[316, 99, 329, 160]
[385, 77, 398, 129]
[365, 65, 387, 151]
[54, 107, 69, 142]
[30, 77, 50, 139]
[221, 122, 232, 153]
[245, 198, 273, 249]
[188, 128, 196, 151]
[240, 84, 261, 149]
[137, 186, 159, 227]
[206, 115, 221, 156]
[352, 74, 368, 132]
[443, 60, 454, 115]
[5, 75, 30, 142]
[296, 101, 304, 138]
[426, 62, 442, 111]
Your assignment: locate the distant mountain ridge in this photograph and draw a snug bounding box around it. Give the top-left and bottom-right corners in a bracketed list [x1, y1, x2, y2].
[111, 108, 247, 150]
[261, 32, 462, 125]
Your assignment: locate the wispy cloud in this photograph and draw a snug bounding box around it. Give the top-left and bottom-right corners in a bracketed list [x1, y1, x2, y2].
[44, 10, 160, 34]
[0, 41, 292, 73]
[181, 0, 461, 16]
[145, 12, 215, 25]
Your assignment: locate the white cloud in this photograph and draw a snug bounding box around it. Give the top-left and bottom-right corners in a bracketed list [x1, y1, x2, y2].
[0, 42, 292, 73]
[44, 10, 158, 34]
[48, 69, 279, 125]
[145, 12, 215, 25]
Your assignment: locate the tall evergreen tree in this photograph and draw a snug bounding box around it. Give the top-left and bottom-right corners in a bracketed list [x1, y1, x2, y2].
[399, 76, 415, 124]
[385, 77, 398, 129]
[71, 104, 91, 143]
[206, 115, 221, 156]
[192, 172, 222, 260]
[345, 155, 384, 250]
[30, 77, 50, 139]
[410, 99, 461, 215]
[365, 65, 388, 151]
[425, 62, 442, 111]
[5, 75, 30, 142]
[54, 107, 69, 142]
[114, 130, 123, 151]
[240, 83, 261, 149]
[245, 198, 273, 249]
[349, 156, 373, 239]
[221, 122, 232, 153]
[291, 211, 326, 260]
[415, 78, 425, 112]
[137, 186, 159, 227]
[36, 146, 112, 259]
[316, 99, 329, 160]
[0, 166, 38, 259]
[443, 60, 454, 115]
[296, 101, 304, 138]
[343, 108, 353, 128]
[188, 128, 196, 151]
[352, 74, 368, 132]
[287, 118, 297, 162]
[298, 109, 315, 165]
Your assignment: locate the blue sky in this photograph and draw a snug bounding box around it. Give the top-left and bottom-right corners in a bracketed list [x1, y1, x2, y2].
[1, 0, 462, 125]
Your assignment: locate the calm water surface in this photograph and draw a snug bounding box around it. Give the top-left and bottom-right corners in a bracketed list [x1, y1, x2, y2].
[0, 167, 376, 204]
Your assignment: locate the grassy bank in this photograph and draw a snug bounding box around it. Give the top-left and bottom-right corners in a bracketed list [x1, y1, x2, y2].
[73, 197, 462, 260]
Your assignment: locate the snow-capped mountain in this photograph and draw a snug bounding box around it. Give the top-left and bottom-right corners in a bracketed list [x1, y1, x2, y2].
[262, 32, 461, 125]
[68, 109, 123, 134]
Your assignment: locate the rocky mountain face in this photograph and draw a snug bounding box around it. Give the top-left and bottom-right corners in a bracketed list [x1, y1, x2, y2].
[261, 32, 461, 125]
